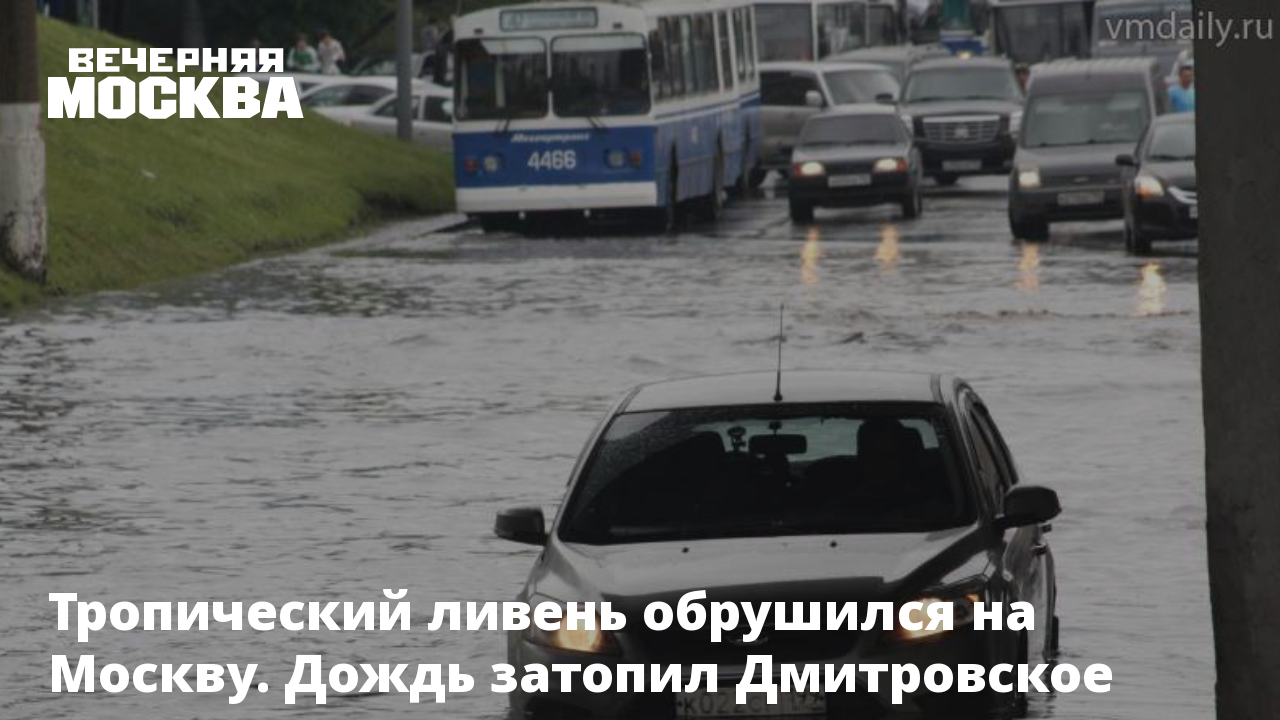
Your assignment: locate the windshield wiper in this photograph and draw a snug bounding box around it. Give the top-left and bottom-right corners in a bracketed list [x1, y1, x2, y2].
[1147, 154, 1193, 162]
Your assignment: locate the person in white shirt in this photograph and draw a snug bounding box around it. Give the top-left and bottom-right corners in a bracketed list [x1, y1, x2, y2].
[317, 30, 346, 75]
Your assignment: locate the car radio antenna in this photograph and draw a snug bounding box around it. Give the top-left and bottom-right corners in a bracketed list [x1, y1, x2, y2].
[773, 302, 785, 403]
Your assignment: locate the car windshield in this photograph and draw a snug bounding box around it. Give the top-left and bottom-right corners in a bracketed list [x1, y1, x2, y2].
[1145, 121, 1195, 160]
[1023, 90, 1150, 147]
[822, 68, 899, 104]
[558, 406, 974, 545]
[552, 34, 651, 117]
[801, 115, 905, 146]
[455, 37, 548, 120]
[1094, 1, 1191, 49]
[993, 2, 1090, 64]
[903, 67, 1020, 103]
[755, 4, 815, 61]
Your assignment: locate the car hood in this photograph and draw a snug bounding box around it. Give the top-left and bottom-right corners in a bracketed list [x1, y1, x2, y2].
[1145, 159, 1196, 190]
[539, 526, 988, 608]
[899, 99, 1021, 118]
[1016, 143, 1136, 180]
[791, 143, 911, 165]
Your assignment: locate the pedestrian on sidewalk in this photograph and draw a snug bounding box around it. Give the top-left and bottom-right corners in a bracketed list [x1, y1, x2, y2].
[287, 33, 321, 73]
[317, 30, 346, 75]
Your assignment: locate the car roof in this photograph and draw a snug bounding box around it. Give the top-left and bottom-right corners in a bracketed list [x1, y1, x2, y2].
[621, 370, 944, 412]
[810, 104, 901, 119]
[912, 56, 1014, 72]
[817, 61, 900, 73]
[1032, 56, 1160, 78]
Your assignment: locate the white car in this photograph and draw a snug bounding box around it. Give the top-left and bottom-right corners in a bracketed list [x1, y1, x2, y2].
[241, 72, 336, 95]
[299, 77, 401, 109]
[757, 61, 902, 182]
[315, 83, 453, 153]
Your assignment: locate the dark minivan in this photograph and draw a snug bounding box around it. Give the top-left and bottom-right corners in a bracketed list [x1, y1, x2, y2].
[1008, 57, 1168, 240]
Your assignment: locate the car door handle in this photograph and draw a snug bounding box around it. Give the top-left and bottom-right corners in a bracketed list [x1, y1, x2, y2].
[1031, 542, 1050, 557]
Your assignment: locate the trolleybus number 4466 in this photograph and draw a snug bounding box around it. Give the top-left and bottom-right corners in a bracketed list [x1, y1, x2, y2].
[528, 149, 578, 171]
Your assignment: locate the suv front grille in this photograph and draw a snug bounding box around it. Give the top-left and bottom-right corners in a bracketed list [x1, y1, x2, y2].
[922, 115, 1001, 143]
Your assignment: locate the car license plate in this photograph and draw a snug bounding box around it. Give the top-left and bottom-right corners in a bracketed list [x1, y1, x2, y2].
[1058, 190, 1104, 207]
[829, 174, 871, 188]
[942, 159, 982, 172]
[1189, 205, 1199, 219]
[676, 689, 827, 717]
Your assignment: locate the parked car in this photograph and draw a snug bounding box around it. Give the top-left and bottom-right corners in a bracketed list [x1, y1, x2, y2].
[824, 43, 952, 85]
[314, 83, 453, 152]
[787, 106, 923, 222]
[241, 72, 335, 95]
[1008, 58, 1166, 240]
[299, 77, 399, 109]
[897, 57, 1025, 186]
[757, 61, 901, 184]
[1116, 113, 1197, 254]
[495, 370, 1061, 720]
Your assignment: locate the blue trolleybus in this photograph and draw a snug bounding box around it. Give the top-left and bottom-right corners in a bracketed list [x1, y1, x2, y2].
[452, 0, 762, 231]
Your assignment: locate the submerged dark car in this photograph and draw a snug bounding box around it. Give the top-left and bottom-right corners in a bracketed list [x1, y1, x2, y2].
[1116, 113, 1197, 254]
[788, 107, 923, 223]
[496, 370, 1062, 720]
[897, 57, 1024, 185]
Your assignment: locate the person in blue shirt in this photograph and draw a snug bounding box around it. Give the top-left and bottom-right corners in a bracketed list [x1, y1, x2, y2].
[1169, 63, 1196, 113]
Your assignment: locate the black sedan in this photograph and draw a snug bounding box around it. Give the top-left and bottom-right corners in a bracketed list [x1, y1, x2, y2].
[495, 370, 1062, 720]
[1116, 113, 1197, 255]
[787, 107, 923, 223]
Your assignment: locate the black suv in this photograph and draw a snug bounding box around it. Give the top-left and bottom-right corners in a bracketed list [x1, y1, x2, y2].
[897, 57, 1024, 186]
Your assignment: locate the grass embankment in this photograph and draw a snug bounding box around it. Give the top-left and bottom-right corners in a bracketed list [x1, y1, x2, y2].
[0, 19, 454, 310]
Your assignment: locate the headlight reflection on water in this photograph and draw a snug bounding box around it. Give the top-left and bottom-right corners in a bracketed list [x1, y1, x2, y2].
[800, 226, 822, 286]
[1135, 261, 1168, 317]
[1016, 242, 1041, 292]
[876, 224, 900, 273]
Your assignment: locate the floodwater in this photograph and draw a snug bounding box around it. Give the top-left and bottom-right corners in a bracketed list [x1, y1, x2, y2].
[1, 178, 1211, 719]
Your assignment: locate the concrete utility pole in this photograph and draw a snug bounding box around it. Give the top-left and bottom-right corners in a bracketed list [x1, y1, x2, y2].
[396, 0, 415, 141]
[0, 0, 47, 283]
[1197, 1, 1280, 717]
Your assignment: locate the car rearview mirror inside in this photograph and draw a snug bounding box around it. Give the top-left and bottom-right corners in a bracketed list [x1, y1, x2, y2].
[1115, 153, 1137, 167]
[804, 90, 824, 108]
[495, 506, 547, 546]
[875, 92, 897, 105]
[995, 486, 1061, 531]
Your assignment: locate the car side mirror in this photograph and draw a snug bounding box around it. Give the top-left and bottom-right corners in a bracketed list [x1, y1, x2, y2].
[1115, 153, 1137, 167]
[804, 90, 824, 108]
[875, 92, 897, 104]
[994, 486, 1061, 531]
[495, 507, 547, 545]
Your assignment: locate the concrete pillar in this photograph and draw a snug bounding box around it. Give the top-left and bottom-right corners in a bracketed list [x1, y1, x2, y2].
[0, 0, 47, 283]
[1197, 1, 1280, 717]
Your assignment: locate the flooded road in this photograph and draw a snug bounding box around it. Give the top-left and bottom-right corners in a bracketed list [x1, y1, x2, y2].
[1, 178, 1209, 719]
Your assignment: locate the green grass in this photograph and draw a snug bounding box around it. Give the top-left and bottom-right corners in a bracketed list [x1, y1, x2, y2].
[0, 18, 454, 310]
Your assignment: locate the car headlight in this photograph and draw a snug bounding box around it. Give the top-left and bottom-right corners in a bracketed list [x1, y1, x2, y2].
[890, 590, 983, 643]
[522, 596, 620, 655]
[1134, 174, 1165, 199]
[1017, 167, 1041, 190]
[795, 161, 826, 177]
[900, 113, 914, 130]
[1010, 110, 1023, 135]
[874, 157, 907, 173]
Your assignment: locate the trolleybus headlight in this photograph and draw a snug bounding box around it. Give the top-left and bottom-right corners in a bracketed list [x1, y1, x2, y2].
[874, 157, 907, 173]
[483, 154, 503, 173]
[795, 161, 826, 177]
[605, 149, 627, 169]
